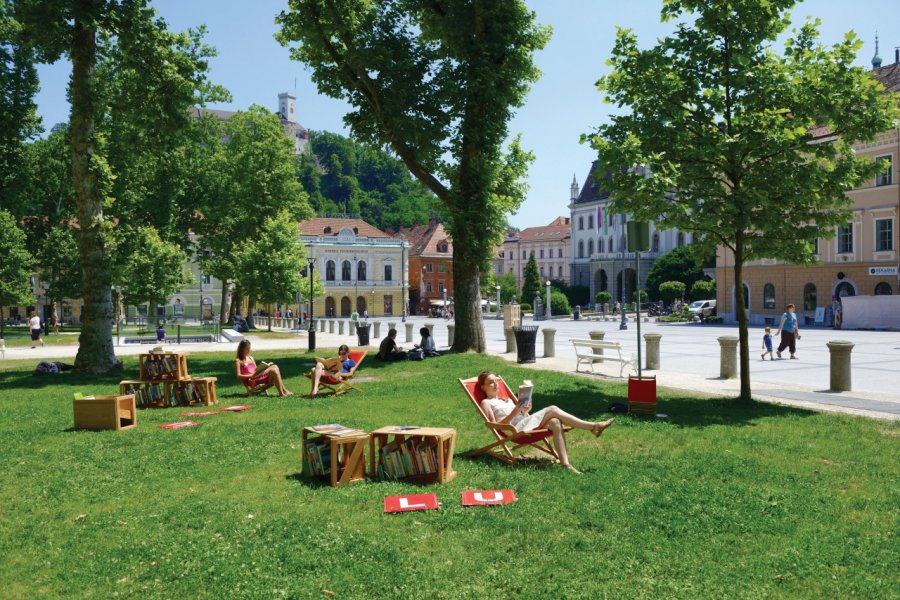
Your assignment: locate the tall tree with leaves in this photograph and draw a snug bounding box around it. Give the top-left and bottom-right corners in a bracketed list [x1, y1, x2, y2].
[0, 210, 35, 339]
[585, 0, 898, 401]
[119, 226, 193, 318]
[520, 252, 541, 306]
[277, 0, 548, 352]
[16, 0, 225, 372]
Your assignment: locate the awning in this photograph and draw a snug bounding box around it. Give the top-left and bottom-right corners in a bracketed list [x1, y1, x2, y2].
[428, 299, 451, 307]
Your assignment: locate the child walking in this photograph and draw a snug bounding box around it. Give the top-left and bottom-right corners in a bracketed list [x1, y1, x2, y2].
[761, 326, 774, 361]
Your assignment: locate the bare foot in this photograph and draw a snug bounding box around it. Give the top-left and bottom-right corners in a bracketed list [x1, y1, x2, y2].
[281, 391, 294, 397]
[562, 463, 582, 475]
[592, 418, 615, 437]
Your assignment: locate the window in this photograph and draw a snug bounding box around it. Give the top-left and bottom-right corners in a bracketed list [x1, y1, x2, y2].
[540, 266, 544, 276]
[587, 239, 594, 256]
[875, 154, 892, 186]
[426, 263, 433, 272]
[608, 237, 613, 252]
[874, 282, 893, 295]
[201, 273, 211, 285]
[438, 282, 446, 293]
[439, 263, 445, 273]
[426, 282, 433, 292]
[522, 251, 525, 259]
[326, 260, 336, 281]
[558, 248, 562, 258]
[437, 242, 448, 253]
[838, 224, 853, 254]
[539, 249, 544, 259]
[587, 214, 594, 230]
[677, 232, 685, 247]
[383, 295, 393, 316]
[763, 283, 775, 309]
[342, 260, 352, 281]
[357, 260, 366, 281]
[813, 238, 819, 255]
[652, 233, 660, 253]
[803, 283, 817, 311]
[835, 281, 855, 298]
[578, 240, 584, 258]
[578, 216, 584, 230]
[875, 219, 893, 251]
[384, 265, 392, 281]
[741, 283, 749, 309]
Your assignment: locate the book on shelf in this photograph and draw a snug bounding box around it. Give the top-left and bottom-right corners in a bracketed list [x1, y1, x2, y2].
[378, 437, 439, 479]
[389, 426, 421, 432]
[516, 380, 533, 407]
[310, 423, 343, 432]
[329, 428, 360, 437]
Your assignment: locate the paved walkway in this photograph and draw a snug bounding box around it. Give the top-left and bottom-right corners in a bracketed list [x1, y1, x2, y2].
[3, 316, 898, 420]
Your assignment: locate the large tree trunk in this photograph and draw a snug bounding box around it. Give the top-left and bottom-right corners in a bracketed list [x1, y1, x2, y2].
[733, 239, 751, 402]
[450, 248, 485, 352]
[71, 5, 120, 374]
[219, 281, 230, 325]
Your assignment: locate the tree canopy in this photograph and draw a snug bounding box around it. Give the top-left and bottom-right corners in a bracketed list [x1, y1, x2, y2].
[585, 0, 899, 400]
[644, 245, 709, 301]
[520, 252, 541, 306]
[277, 0, 549, 352]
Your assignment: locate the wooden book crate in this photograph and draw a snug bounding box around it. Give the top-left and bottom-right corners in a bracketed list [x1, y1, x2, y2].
[301, 427, 369, 487]
[171, 377, 218, 406]
[369, 427, 457, 484]
[74, 394, 137, 431]
[119, 380, 167, 408]
[139, 352, 189, 381]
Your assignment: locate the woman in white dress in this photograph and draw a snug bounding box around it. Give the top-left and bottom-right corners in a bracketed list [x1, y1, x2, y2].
[29, 311, 44, 348]
[477, 371, 614, 474]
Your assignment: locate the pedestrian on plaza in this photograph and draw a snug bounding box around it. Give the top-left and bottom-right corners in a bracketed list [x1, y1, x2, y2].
[775, 304, 801, 359]
[156, 322, 167, 343]
[51, 310, 59, 335]
[29, 311, 45, 348]
[761, 326, 774, 361]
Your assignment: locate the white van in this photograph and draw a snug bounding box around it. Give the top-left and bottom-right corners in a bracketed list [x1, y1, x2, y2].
[688, 299, 717, 318]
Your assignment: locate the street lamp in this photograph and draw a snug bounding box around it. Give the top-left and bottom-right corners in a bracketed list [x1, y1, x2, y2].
[546, 280, 552, 320]
[619, 234, 628, 331]
[400, 235, 407, 322]
[306, 257, 316, 351]
[370, 289, 375, 320]
[495, 284, 501, 319]
[353, 255, 359, 315]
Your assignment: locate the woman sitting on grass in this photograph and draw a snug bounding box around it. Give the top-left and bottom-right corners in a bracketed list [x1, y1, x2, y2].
[477, 370, 614, 474]
[234, 339, 292, 396]
[307, 344, 356, 396]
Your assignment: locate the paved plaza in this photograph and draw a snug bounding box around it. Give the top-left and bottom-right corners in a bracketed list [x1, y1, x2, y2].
[3, 315, 898, 419]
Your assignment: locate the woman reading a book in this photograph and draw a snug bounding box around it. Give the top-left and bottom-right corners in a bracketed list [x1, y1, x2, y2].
[234, 339, 292, 396]
[477, 371, 614, 474]
[307, 344, 356, 396]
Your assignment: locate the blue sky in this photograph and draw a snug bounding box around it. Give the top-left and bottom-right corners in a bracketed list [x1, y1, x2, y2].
[33, 0, 900, 229]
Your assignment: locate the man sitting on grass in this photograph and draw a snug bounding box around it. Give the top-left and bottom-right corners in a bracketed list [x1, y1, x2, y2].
[377, 328, 407, 361]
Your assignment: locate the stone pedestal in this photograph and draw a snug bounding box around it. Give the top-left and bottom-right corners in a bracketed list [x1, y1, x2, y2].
[387, 322, 396, 334]
[373, 321, 381, 339]
[644, 333, 662, 370]
[338, 320, 345, 335]
[447, 324, 455, 347]
[827, 340, 854, 392]
[504, 327, 516, 353]
[328, 320, 335, 334]
[425, 323, 434, 337]
[404, 322, 414, 343]
[589, 330, 605, 362]
[542, 328, 556, 358]
[319, 319, 325, 333]
[718, 336, 738, 379]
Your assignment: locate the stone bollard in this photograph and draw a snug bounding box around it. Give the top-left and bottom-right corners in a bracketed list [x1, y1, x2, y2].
[320, 319, 326, 333]
[338, 320, 345, 335]
[504, 327, 517, 353]
[328, 320, 335, 334]
[373, 321, 381, 339]
[588, 330, 605, 363]
[350, 321, 357, 336]
[447, 324, 455, 347]
[718, 336, 738, 379]
[388, 322, 396, 333]
[644, 333, 662, 370]
[542, 328, 556, 358]
[405, 322, 414, 343]
[424, 323, 434, 337]
[827, 340, 854, 392]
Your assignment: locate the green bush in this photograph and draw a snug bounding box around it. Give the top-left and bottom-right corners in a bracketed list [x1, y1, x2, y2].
[659, 280, 687, 303]
[550, 289, 571, 315]
[595, 291, 612, 306]
[691, 279, 716, 300]
[705, 315, 723, 324]
[632, 290, 648, 302]
[518, 302, 531, 311]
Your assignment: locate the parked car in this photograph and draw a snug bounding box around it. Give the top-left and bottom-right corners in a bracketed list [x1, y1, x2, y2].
[688, 299, 717, 318]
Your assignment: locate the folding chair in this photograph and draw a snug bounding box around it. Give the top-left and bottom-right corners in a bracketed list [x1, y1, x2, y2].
[242, 377, 273, 397]
[458, 376, 568, 465]
[306, 350, 367, 396]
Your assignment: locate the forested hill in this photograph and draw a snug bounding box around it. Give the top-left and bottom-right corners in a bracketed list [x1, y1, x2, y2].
[296, 130, 439, 230]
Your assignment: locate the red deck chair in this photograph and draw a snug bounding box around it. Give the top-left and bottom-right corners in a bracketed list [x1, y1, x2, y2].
[458, 376, 569, 465]
[306, 350, 367, 396]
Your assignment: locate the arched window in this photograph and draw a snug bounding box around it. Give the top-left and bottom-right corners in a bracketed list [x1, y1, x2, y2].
[763, 283, 776, 309]
[742, 283, 750, 309]
[340, 296, 351, 316]
[357, 260, 366, 281]
[384, 265, 392, 281]
[652, 232, 660, 253]
[608, 237, 613, 252]
[835, 281, 855, 298]
[326, 260, 336, 281]
[341, 260, 352, 281]
[677, 232, 685, 247]
[587, 239, 594, 256]
[874, 282, 893, 295]
[620, 235, 626, 251]
[803, 283, 817, 310]
[578, 240, 584, 258]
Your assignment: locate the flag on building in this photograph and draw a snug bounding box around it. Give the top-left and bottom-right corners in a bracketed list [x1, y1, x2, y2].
[597, 206, 602, 233]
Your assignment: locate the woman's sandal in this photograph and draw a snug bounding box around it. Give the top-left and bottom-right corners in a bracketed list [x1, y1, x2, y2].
[592, 418, 615, 437]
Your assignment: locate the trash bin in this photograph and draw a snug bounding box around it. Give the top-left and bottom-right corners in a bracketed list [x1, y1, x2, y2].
[512, 325, 539, 364]
[573, 305, 581, 321]
[356, 322, 371, 346]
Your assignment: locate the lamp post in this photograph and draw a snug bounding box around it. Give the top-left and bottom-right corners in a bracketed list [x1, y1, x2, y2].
[370, 289, 375, 320]
[443, 289, 448, 317]
[545, 280, 552, 320]
[495, 284, 501, 319]
[619, 235, 628, 331]
[353, 255, 359, 315]
[306, 257, 316, 351]
[400, 235, 407, 322]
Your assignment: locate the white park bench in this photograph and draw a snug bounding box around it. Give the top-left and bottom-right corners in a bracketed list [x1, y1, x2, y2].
[570, 339, 635, 378]
[0, 338, 5, 359]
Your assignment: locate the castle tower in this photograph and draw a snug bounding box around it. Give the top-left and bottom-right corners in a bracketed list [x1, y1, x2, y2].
[570, 174, 579, 201]
[278, 92, 297, 123]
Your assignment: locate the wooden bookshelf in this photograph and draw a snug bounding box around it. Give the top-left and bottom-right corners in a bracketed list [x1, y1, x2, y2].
[139, 352, 189, 381]
[73, 394, 137, 431]
[119, 380, 167, 409]
[171, 377, 218, 407]
[369, 427, 457, 484]
[301, 427, 369, 487]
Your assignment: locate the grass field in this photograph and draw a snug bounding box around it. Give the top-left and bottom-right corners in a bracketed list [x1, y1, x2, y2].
[0, 349, 897, 599]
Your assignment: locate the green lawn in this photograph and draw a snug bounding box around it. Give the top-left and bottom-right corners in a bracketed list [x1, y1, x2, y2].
[1, 350, 897, 599]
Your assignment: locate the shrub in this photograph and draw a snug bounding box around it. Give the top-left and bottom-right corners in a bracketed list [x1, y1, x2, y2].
[691, 279, 716, 300]
[550, 289, 571, 315]
[518, 302, 531, 312]
[595, 291, 612, 306]
[659, 281, 687, 303]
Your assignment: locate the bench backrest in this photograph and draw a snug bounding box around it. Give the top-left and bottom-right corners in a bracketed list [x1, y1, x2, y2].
[571, 339, 622, 349]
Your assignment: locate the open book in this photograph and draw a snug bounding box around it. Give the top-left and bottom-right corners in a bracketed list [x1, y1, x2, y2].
[254, 361, 272, 374]
[517, 380, 533, 407]
[315, 356, 343, 372]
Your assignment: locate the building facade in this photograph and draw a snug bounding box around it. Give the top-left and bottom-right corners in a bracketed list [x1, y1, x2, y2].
[500, 216, 571, 287]
[300, 218, 408, 318]
[394, 219, 454, 315]
[715, 57, 900, 326]
[570, 164, 693, 306]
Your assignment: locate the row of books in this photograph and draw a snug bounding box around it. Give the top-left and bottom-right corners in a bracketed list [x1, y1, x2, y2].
[124, 383, 164, 409]
[304, 438, 338, 476]
[171, 382, 208, 406]
[142, 355, 183, 380]
[378, 437, 439, 480]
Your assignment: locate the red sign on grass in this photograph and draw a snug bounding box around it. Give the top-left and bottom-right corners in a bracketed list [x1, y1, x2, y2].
[383, 494, 439, 513]
[159, 421, 200, 429]
[461, 490, 517, 507]
[180, 411, 219, 417]
[222, 405, 253, 412]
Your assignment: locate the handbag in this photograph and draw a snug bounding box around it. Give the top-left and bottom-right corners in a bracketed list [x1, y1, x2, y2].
[408, 348, 425, 361]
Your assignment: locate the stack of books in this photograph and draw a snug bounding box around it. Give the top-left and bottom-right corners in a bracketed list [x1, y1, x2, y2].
[124, 383, 164, 408]
[378, 437, 439, 480]
[143, 355, 179, 379]
[171, 382, 206, 406]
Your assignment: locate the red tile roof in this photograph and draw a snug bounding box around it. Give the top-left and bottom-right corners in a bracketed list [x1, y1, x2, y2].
[299, 217, 391, 238]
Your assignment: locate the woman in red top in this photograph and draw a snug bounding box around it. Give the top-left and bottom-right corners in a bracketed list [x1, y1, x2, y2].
[233, 339, 292, 396]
